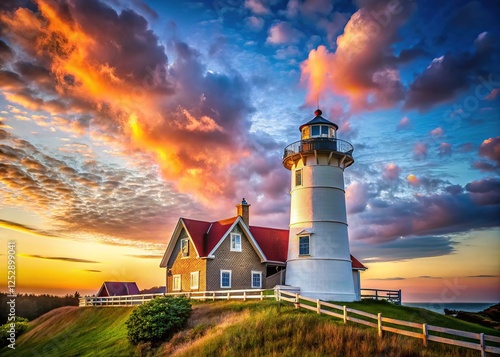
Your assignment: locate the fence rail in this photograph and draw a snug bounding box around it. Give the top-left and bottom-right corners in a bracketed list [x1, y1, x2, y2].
[361, 288, 401, 305]
[79, 289, 274, 306]
[277, 290, 499, 356]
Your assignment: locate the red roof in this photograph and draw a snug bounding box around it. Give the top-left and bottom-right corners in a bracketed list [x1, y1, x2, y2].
[351, 255, 367, 270]
[183, 217, 237, 257]
[180, 217, 366, 269]
[97, 282, 140, 297]
[249, 226, 289, 262]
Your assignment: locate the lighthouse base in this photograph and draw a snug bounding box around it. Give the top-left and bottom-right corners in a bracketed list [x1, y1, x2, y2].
[299, 290, 357, 302]
[285, 258, 358, 302]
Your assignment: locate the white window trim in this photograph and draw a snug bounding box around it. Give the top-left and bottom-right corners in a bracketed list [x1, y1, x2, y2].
[251, 271, 262, 288]
[220, 270, 232, 288]
[298, 235, 310, 256]
[180, 238, 189, 258]
[173, 274, 181, 291]
[230, 233, 242, 252]
[295, 169, 302, 187]
[190, 271, 199, 289]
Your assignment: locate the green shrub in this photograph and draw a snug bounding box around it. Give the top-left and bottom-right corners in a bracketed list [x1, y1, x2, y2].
[0, 317, 29, 348]
[126, 296, 191, 346]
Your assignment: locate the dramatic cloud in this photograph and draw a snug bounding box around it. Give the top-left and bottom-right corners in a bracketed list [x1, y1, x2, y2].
[0, 0, 288, 211]
[300, 0, 414, 110]
[351, 235, 455, 262]
[405, 31, 498, 111]
[474, 137, 500, 172]
[349, 177, 500, 244]
[0, 130, 201, 243]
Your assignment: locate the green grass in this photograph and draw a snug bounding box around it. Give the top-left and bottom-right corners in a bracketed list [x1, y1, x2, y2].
[337, 299, 500, 335]
[0, 299, 497, 357]
[0, 306, 136, 357]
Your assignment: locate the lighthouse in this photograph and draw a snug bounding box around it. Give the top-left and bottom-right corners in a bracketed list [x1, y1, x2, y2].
[283, 109, 357, 301]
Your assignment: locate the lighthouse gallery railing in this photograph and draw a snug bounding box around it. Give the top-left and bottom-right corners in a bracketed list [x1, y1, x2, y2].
[283, 138, 354, 160]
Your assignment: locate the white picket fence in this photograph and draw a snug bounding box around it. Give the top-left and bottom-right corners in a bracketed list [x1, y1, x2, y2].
[277, 290, 500, 356]
[79, 289, 274, 306]
[79, 288, 500, 355]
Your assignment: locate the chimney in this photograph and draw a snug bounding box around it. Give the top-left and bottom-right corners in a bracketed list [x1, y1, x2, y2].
[236, 198, 250, 226]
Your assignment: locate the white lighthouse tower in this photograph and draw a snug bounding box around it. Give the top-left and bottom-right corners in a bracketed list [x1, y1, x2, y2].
[283, 109, 356, 301]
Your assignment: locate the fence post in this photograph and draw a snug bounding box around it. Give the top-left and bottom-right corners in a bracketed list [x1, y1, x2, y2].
[480, 333, 485, 357]
[295, 293, 300, 309]
[212, 292, 215, 301]
[398, 290, 402, 305]
[343, 306, 347, 324]
[261, 290, 264, 301]
[375, 290, 379, 301]
[377, 313, 383, 338]
[316, 299, 321, 314]
[243, 291, 247, 301]
[422, 323, 428, 347]
[227, 292, 230, 300]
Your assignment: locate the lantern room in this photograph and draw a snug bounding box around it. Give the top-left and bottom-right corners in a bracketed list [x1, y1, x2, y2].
[299, 109, 339, 140]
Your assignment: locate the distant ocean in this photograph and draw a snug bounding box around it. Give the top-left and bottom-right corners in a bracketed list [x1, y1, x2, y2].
[403, 302, 498, 315]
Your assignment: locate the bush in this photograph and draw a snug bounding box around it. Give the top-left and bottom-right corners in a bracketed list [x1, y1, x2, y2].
[126, 296, 191, 346]
[0, 317, 29, 348]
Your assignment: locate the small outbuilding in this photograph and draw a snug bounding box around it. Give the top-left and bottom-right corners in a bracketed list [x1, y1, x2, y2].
[96, 282, 140, 297]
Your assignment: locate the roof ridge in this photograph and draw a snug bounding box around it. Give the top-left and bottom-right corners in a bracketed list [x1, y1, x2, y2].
[216, 216, 238, 225]
[249, 225, 289, 231]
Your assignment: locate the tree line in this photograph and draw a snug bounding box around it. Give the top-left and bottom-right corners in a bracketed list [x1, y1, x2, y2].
[0, 292, 79, 324]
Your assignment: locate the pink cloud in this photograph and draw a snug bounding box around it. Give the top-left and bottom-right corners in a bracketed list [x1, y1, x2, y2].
[430, 127, 444, 137]
[383, 163, 400, 181]
[396, 116, 411, 130]
[413, 142, 428, 160]
[266, 21, 304, 45]
[438, 142, 452, 156]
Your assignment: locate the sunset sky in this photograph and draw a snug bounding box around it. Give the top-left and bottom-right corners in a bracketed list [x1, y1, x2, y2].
[0, 0, 499, 302]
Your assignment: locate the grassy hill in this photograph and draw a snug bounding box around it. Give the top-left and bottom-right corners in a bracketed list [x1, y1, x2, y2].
[1, 300, 498, 357]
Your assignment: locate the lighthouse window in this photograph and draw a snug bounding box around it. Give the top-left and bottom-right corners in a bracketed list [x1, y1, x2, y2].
[310, 125, 331, 138]
[295, 169, 302, 187]
[299, 236, 310, 256]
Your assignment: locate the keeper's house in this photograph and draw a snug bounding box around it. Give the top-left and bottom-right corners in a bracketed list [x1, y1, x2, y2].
[159, 200, 366, 296]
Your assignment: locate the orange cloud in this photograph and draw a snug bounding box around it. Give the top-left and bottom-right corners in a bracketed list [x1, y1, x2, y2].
[0, 0, 255, 206]
[300, 3, 412, 110]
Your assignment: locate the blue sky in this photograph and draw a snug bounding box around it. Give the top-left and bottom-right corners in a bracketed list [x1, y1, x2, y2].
[0, 0, 498, 300]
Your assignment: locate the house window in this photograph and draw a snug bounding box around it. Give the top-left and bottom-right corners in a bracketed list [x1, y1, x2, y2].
[190, 271, 199, 289]
[230, 233, 241, 252]
[181, 238, 189, 257]
[251, 271, 262, 288]
[299, 235, 310, 256]
[295, 169, 302, 187]
[173, 274, 181, 291]
[220, 270, 232, 288]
